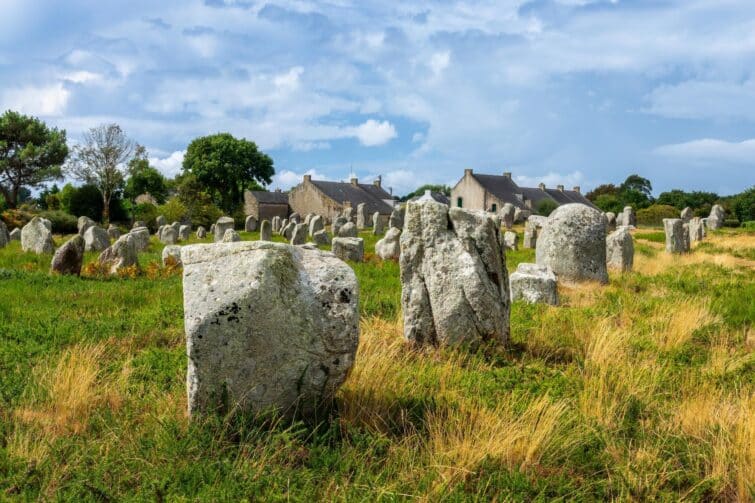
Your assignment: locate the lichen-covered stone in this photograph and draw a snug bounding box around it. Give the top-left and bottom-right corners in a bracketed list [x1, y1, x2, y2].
[688, 217, 705, 242]
[214, 217, 235, 243]
[290, 223, 308, 245]
[260, 220, 272, 241]
[98, 234, 139, 274]
[510, 263, 558, 305]
[389, 206, 404, 230]
[10, 228, 20, 241]
[680, 207, 693, 222]
[312, 229, 330, 246]
[338, 222, 358, 238]
[196, 226, 207, 239]
[523, 215, 547, 249]
[271, 216, 281, 234]
[331, 237, 364, 262]
[21, 217, 55, 254]
[605, 212, 616, 232]
[77, 216, 96, 236]
[331, 216, 347, 236]
[356, 203, 368, 229]
[372, 212, 383, 235]
[223, 229, 241, 242]
[245, 215, 257, 232]
[161, 226, 178, 245]
[707, 204, 725, 230]
[51, 235, 85, 275]
[663, 218, 689, 253]
[309, 215, 324, 237]
[503, 231, 518, 250]
[179, 225, 191, 241]
[84, 226, 110, 252]
[375, 227, 400, 260]
[162, 245, 182, 267]
[130, 227, 151, 252]
[606, 227, 634, 272]
[501, 203, 515, 229]
[107, 224, 120, 240]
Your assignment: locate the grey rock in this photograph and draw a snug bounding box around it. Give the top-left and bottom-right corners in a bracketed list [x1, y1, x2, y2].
[77, 216, 96, 236]
[0, 220, 9, 248]
[312, 229, 330, 246]
[688, 217, 705, 242]
[181, 241, 359, 418]
[290, 223, 308, 245]
[355, 203, 368, 229]
[84, 226, 110, 252]
[342, 206, 353, 221]
[605, 212, 616, 232]
[309, 215, 324, 237]
[260, 220, 272, 241]
[245, 215, 257, 232]
[107, 224, 120, 240]
[400, 200, 510, 348]
[304, 213, 312, 226]
[514, 207, 530, 224]
[282, 222, 295, 240]
[209, 224, 216, 235]
[214, 217, 235, 243]
[389, 206, 404, 230]
[271, 216, 281, 234]
[536, 204, 608, 284]
[196, 226, 207, 239]
[50, 235, 85, 276]
[171, 222, 181, 235]
[707, 204, 725, 230]
[133, 220, 146, 229]
[606, 227, 634, 272]
[179, 225, 191, 241]
[21, 217, 55, 254]
[156, 215, 167, 227]
[289, 212, 300, 224]
[223, 229, 241, 242]
[331, 216, 347, 236]
[663, 218, 690, 253]
[503, 231, 518, 250]
[39, 217, 52, 232]
[372, 212, 383, 235]
[161, 226, 178, 245]
[338, 222, 358, 238]
[501, 203, 515, 229]
[10, 228, 20, 241]
[98, 234, 139, 274]
[375, 227, 401, 260]
[280, 219, 289, 235]
[510, 263, 558, 305]
[162, 245, 182, 267]
[331, 237, 364, 262]
[680, 207, 693, 222]
[523, 215, 547, 249]
[620, 206, 636, 227]
[130, 227, 151, 252]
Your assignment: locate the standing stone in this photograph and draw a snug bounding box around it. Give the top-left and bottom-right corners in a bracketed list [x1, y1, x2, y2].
[389, 206, 404, 230]
[514, 207, 530, 224]
[21, 217, 55, 254]
[130, 227, 151, 252]
[338, 222, 358, 238]
[161, 226, 178, 245]
[606, 227, 634, 272]
[342, 206, 353, 222]
[10, 228, 20, 241]
[50, 235, 85, 276]
[107, 224, 120, 240]
[181, 241, 359, 418]
[356, 203, 369, 229]
[536, 204, 608, 284]
[179, 225, 191, 241]
[77, 216, 96, 236]
[523, 215, 547, 249]
[156, 215, 167, 227]
[688, 217, 705, 242]
[621, 206, 636, 227]
[332, 237, 364, 262]
[209, 223, 216, 235]
[40, 218, 52, 231]
[290, 223, 308, 245]
[280, 219, 289, 235]
[400, 200, 510, 348]
[312, 229, 330, 246]
[663, 218, 690, 253]
[282, 222, 295, 240]
[372, 212, 383, 235]
[707, 204, 725, 230]
[509, 263, 558, 305]
[375, 227, 401, 260]
[501, 203, 515, 229]
[332, 216, 347, 236]
[98, 234, 139, 274]
[680, 207, 693, 222]
[271, 216, 281, 234]
[303, 213, 312, 226]
[260, 220, 272, 241]
[289, 212, 300, 224]
[133, 220, 146, 230]
[309, 215, 324, 237]
[214, 217, 235, 243]
[605, 212, 616, 232]
[171, 222, 181, 235]
[162, 245, 182, 267]
[223, 229, 241, 242]
[503, 231, 518, 250]
[196, 226, 207, 239]
[245, 215, 257, 232]
[0, 220, 9, 248]
[84, 226, 110, 252]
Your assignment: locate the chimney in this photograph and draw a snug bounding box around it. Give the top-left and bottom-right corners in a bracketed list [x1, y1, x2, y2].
[303, 174, 311, 183]
[572, 186, 580, 194]
[464, 168, 473, 176]
[350, 177, 358, 186]
[503, 171, 511, 179]
[538, 183, 545, 191]
[373, 175, 382, 188]
[557, 184, 564, 192]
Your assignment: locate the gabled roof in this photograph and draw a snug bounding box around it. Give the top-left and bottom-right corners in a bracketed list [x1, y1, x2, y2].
[409, 191, 450, 205]
[471, 174, 525, 208]
[544, 188, 598, 209]
[519, 187, 555, 207]
[248, 190, 290, 204]
[359, 183, 393, 201]
[311, 180, 394, 215]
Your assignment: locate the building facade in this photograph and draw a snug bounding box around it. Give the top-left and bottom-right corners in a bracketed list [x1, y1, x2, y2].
[243, 189, 290, 222]
[288, 175, 395, 223]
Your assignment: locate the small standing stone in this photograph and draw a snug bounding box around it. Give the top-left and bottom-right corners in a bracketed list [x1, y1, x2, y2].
[688, 217, 705, 242]
[510, 263, 558, 305]
[338, 222, 358, 238]
[133, 220, 146, 229]
[290, 223, 308, 245]
[272, 216, 281, 233]
[156, 215, 167, 227]
[282, 222, 295, 240]
[51, 235, 85, 276]
[372, 212, 383, 235]
[162, 245, 182, 266]
[130, 227, 151, 252]
[289, 212, 300, 224]
[196, 226, 207, 239]
[280, 219, 289, 235]
[223, 229, 241, 242]
[501, 203, 515, 229]
[606, 227, 634, 272]
[707, 204, 725, 230]
[389, 206, 404, 230]
[355, 203, 368, 229]
[161, 226, 178, 245]
[98, 234, 139, 274]
[312, 229, 330, 246]
[0, 220, 9, 248]
[77, 216, 96, 236]
[260, 220, 272, 241]
[620, 206, 636, 227]
[21, 217, 55, 254]
[332, 216, 347, 236]
[84, 226, 110, 252]
[10, 228, 21, 241]
[523, 215, 547, 249]
[209, 223, 216, 235]
[663, 218, 690, 253]
[214, 217, 235, 243]
[309, 215, 324, 237]
[680, 207, 693, 222]
[514, 207, 530, 224]
[332, 237, 364, 262]
[375, 227, 401, 260]
[107, 224, 120, 240]
[179, 225, 191, 241]
[245, 215, 257, 232]
[605, 212, 616, 232]
[503, 231, 518, 250]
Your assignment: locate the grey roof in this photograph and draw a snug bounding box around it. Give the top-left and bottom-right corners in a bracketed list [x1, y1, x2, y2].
[409, 191, 450, 205]
[469, 172, 597, 210]
[311, 180, 394, 215]
[519, 187, 555, 208]
[248, 190, 289, 205]
[544, 189, 598, 209]
[359, 183, 393, 201]
[471, 174, 525, 208]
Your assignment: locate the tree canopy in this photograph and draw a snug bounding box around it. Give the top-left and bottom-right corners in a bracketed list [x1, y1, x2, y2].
[124, 145, 168, 204]
[182, 133, 274, 213]
[587, 174, 653, 212]
[0, 110, 68, 208]
[400, 184, 451, 202]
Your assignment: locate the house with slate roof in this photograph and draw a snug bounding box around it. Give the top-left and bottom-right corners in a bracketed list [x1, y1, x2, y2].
[288, 175, 395, 223]
[450, 169, 597, 213]
[243, 189, 290, 222]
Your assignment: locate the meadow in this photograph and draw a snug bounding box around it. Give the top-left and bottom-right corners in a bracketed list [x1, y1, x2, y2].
[0, 226, 752, 501]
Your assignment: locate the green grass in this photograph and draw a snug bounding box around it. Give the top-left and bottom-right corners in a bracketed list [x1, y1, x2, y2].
[0, 227, 752, 500]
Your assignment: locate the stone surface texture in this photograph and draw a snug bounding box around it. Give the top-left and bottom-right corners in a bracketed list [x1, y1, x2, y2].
[51, 235, 85, 275]
[375, 227, 401, 260]
[510, 263, 558, 305]
[606, 227, 634, 272]
[664, 218, 690, 253]
[98, 234, 139, 274]
[21, 217, 55, 254]
[84, 226, 110, 252]
[331, 237, 364, 262]
[214, 217, 235, 243]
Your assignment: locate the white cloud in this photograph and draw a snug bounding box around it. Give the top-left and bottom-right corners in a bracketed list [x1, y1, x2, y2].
[429, 51, 450, 77]
[149, 150, 185, 177]
[351, 119, 397, 146]
[272, 168, 331, 190]
[646, 80, 755, 121]
[654, 138, 755, 164]
[382, 169, 418, 196]
[514, 170, 586, 190]
[291, 141, 330, 151]
[1, 83, 70, 116]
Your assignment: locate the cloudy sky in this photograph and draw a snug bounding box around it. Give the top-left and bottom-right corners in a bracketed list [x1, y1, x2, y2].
[1, 0, 754, 197]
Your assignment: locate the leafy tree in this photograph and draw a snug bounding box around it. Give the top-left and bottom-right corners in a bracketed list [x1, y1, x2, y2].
[620, 174, 653, 198]
[67, 123, 135, 223]
[124, 145, 168, 203]
[400, 184, 451, 202]
[585, 183, 618, 201]
[37, 184, 61, 210]
[0, 111, 68, 208]
[593, 193, 624, 214]
[656, 189, 719, 211]
[66, 183, 127, 222]
[536, 198, 559, 216]
[182, 133, 274, 213]
[726, 186, 755, 223]
[174, 173, 223, 228]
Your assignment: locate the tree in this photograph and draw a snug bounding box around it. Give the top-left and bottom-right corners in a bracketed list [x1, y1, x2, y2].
[67, 123, 135, 223]
[182, 133, 274, 213]
[124, 145, 168, 203]
[0, 110, 68, 208]
[536, 198, 558, 216]
[585, 183, 618, 202]
[620, 174, 653, 198]
[400, 184, 451, 202]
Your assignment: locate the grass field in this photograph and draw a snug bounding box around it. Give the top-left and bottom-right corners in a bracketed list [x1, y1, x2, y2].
[0, 226, 753, 501]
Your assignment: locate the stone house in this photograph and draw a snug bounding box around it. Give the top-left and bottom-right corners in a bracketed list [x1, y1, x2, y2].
[288, 175, 395, 223]
[243, 189, 290, 222]
[450, 169, 597, 213]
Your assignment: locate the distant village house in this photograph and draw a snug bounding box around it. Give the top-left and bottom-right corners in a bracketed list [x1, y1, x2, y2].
[243, 189, 290, 222]
[288, 175, 395, 223]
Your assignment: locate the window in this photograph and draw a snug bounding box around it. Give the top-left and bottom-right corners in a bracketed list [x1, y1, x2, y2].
[491, 203, 497, 213]
[456, 197, 463, 208]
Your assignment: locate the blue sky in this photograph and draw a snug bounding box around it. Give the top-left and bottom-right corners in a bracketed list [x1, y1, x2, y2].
[1, 0, 754, 197]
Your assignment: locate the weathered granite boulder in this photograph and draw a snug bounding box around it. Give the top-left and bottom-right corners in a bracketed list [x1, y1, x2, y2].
[0, 220, 9, 248]
[156, 215, 167, 227]
[389, 206, 404, 230]
[170, 221, 181, 235]
[400, 200, 510, 348]
[271, 216, 281, 234]
[309, 215, 324, 237]
[312, 229, 330, 246]
[290, 223, 308, 245]
[98, 234, 139, 274]
[107, 224, 120, 240]
[503, 231, 518, 250]
[356, 203, 368, 229]
[161, 226, 178, 245]
[509, 263, 558, 305]
[282, 222, 295, 240]
[514, 207, 530, 224]
[209, 223, 216, 235]
[523, 215, 547, 249]
[40, 217, 52, 231]
[680, 207, 693, 222]
[260, 220, 272, 241]
[21, 217, 55, 254]
[688, 217, 705, 242]
[77, 216, 96, 236]
[342, 206, 353, 221]
[181, 241, 359, 418]
[372, 212, 383, 235]
[196, 226, 207, 239]
[9, 228, 20, 241]
[84, 226, 110, 252]
[375, 227, 401, 260]
[179, 225, 191, 241]
[332, 237, 364, 262]
[289, 212, 300, 224]
[245, 215, 257, 232]
[214, 217, 235, 243]
[130, 227, 151, 252]
[707, 204, 725, 230]
[133, 220, 146, 229]
[338, 222, 358, 238]
[663, 218, 690, 253]
[162, 245, 182, 267]
[536, 204, 608, 284]
[332, 216, 347, 236]
[223, 229, 241, 242]
[606, 227, 634, 272]
[50, 235, 85, 275]
[619, 206, 636, 227]
[501, 203, 515, 229]
[605, 212, 616, 232]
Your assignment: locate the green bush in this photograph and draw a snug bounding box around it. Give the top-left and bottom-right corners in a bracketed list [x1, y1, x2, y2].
[742, 221, 755, 229]
[723, 219, 740, 228]
[39, 210, 78, 234]
[1, 208, 34, 229]
[157, 197, 189, 224]
[132, 203, 159, 229]
[536, 199, 559, 217]
[636, 204, 678, 227]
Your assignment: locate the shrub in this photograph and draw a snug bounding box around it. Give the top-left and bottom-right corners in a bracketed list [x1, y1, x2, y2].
[536, 199, 559, 217]
[741, 221, 755, 229]
[132, 203, 159, 229]
[157, 197, 188, 224]
[636, 204, 678, 227]
[1, 208, 34, 229]
[39, 210, 78, 234]
[723, 219, 740, 228]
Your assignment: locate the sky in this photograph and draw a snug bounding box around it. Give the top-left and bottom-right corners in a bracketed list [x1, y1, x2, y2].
[1, 0, 754, 197]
